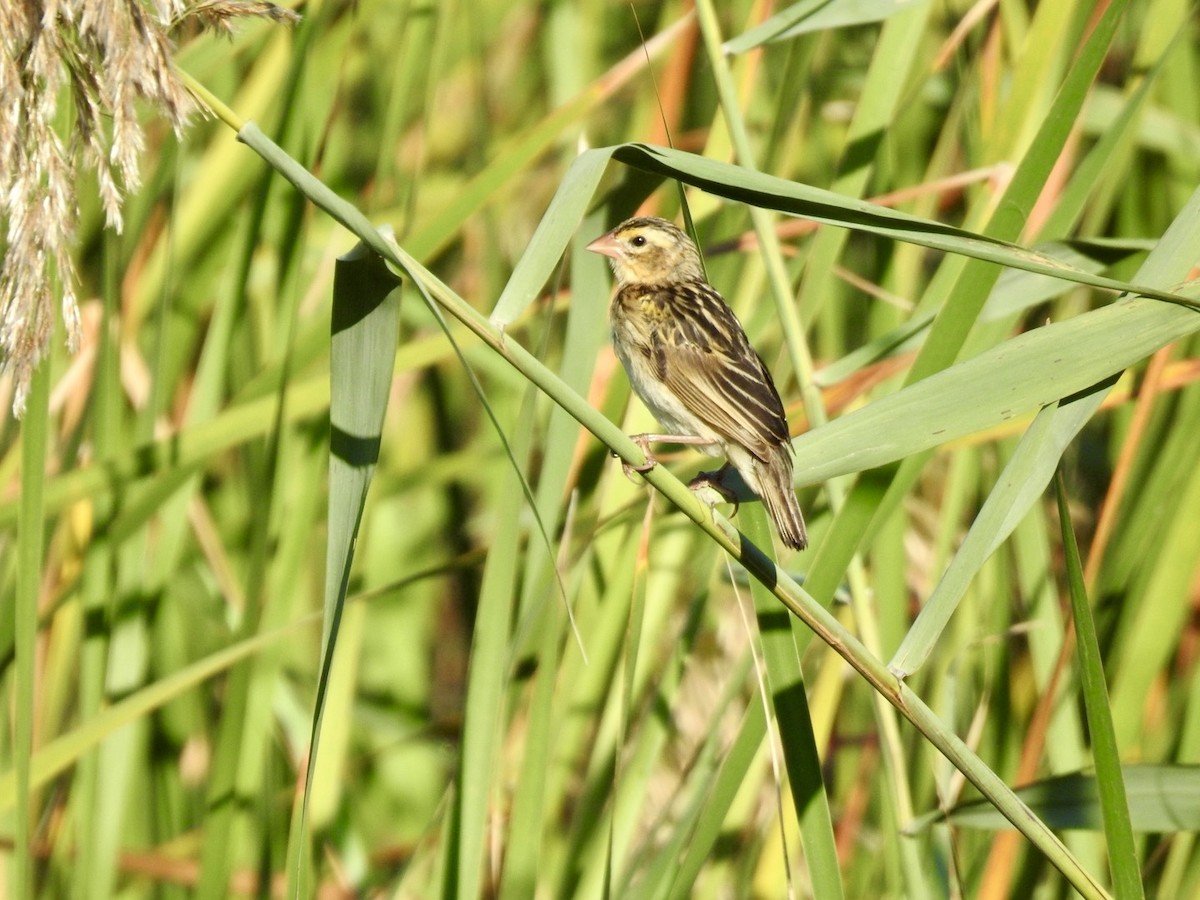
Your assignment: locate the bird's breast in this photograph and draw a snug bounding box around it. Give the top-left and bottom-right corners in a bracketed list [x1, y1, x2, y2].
[610, 287, 723, 451]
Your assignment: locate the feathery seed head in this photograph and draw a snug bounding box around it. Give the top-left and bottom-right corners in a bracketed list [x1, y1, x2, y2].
[0, 0, 299, 417]
[586, 216, 705, 287]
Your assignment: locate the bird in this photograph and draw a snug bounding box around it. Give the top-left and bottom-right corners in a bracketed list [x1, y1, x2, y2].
[586, 215, 808, 550]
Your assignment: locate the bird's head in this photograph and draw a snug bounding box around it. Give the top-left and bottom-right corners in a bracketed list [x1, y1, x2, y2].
[586, 216, 705, 286]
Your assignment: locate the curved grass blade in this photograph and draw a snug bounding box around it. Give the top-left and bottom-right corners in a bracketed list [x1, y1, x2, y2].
[724, 0, 928, 54]
[486, 141, 1196, 331]
[227, 116, 1113, 900]
[789, 287, 1200, 488]
[608, 145, 1194, 307]
[490, 148, 610, 327]
[889, 399, 1082, 676]
[889, 182, 1200, 676]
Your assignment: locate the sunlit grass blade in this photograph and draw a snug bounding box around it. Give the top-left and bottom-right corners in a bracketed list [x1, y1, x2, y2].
[724, 0, 927, 53]
[485, 140, 1196, 332]
[742, 507, 846, 899]
[1056, 472, 1143, 899]
[816, 241, 1141, 387]
[285, 241, 402, 896]
[12, 358, 49, 897]
[490, 149, 610, 326]
[441, 402, 532, 900]
[228, 120, 1112, 897]
[789, 287, 1200, 487]
[890, 398, 1088, 677]
[605, 145, 1193, 307]
[909, 765, 1200, 833]
[891, 178, 1200, 675]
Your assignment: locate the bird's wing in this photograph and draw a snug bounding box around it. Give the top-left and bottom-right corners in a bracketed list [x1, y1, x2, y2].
[650, 282, 792, 460]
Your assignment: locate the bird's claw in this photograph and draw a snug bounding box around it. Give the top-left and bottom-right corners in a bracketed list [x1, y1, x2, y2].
[616, 453, 657, 480]
[688, 465, 739, 515]
[615, 433, 659, 480]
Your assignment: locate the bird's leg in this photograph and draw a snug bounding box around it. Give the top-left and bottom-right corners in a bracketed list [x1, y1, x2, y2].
[616, 433, 713, 479]
[688, 463, 740, 515]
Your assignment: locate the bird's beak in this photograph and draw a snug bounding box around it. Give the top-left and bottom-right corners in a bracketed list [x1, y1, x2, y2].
[585, 231, 621, 259]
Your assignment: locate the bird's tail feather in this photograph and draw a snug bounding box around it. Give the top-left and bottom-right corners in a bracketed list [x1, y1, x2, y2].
[754, 452, 808, 550]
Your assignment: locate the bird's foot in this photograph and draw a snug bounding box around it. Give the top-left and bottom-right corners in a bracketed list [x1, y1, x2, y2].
[617, 433, 659, 480]
[688, 464, 739, 515]
[615, 433, 716, 481]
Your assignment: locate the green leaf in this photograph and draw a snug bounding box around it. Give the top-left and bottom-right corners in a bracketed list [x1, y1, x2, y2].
[490, 141, 1195, 330]
[287, 239, 401, 896]
[1057, 473, 1143, 899]
[725, 0, 929, 54]
[744, 507, 845, 900]
[910, 766, 1200, 835]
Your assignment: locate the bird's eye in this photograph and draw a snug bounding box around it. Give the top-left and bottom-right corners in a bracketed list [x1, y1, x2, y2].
[630, 235, 647, 247]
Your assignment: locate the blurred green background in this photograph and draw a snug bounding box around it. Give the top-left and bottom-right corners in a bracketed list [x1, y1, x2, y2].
[3, 0, 1200, 896]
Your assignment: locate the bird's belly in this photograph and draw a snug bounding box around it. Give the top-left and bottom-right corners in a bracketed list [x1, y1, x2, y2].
[613, 338, 723, 456]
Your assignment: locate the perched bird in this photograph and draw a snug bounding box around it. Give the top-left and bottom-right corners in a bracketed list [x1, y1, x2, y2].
[586, 216, 808, 550]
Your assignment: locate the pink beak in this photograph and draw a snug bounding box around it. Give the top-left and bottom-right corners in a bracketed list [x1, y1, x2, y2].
[585, 231, 621, 259]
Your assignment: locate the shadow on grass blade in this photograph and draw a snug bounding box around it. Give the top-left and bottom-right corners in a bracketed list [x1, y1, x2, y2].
[288, 238, 401, 895]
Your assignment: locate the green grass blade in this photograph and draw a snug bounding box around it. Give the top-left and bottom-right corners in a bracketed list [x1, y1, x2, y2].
[911, 765, 1200, 833]
[789, 289, 1200, 487]
[724, 0, 928, 53]
[0, 616, 309, 811]
[483, 140, 1195, 336]
[890, 398, 1088, 676]
[490, 149, 610, 326]
[229, 110, 1112, 899]
[443, 404, 533, 900]
[891, 178, 1200, 674]
[1056, 472, 1143, 899]
[285, 241, 401, 896]
[605, 145, 1194, 307]
[744, 506, 846, 899]
[13, 355, 49, 897]
[484, 140, 1196, 333]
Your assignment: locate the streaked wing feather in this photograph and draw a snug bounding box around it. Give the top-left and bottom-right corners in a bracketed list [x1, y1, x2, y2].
[655, 283, 791, 458]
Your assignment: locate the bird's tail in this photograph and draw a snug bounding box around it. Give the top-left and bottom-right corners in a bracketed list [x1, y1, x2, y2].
[754, 451, 808, 550]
